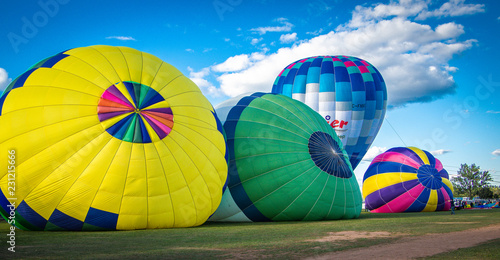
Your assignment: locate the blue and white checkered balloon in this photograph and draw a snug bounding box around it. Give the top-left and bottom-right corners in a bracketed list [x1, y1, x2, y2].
[271, 56, 387, 169]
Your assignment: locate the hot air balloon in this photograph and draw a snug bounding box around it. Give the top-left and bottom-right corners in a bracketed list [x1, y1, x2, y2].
[271, 56, 387, 169]
[362, 147, 453, 213]
[0, 45, 228, 230]
[209, 93, 362, 222]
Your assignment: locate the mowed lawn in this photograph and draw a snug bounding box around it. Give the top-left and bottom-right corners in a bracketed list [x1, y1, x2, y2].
[1, 209, 499, 259]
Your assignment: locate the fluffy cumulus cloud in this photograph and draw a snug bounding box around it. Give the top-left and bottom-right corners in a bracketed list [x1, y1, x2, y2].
[212, 52, 266, 73]
[0, 68, 11, 93]
[362, 146, 388, 161]
[430, 149, 452, 155]
[194, 0, 482, 107]
[187, 67, 223, 98]
[492, 149, 500, 156]
[212, 54, 252, 72]
[279, 32, 298, 44]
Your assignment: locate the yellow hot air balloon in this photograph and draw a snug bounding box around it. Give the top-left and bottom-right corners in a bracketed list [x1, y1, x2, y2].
[0, 45, 227, 230]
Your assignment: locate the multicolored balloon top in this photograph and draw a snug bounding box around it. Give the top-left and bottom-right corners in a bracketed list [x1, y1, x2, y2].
[97, 82, 174, 143]
[271, 56, 387, 170]
[362, 147, 454, 213]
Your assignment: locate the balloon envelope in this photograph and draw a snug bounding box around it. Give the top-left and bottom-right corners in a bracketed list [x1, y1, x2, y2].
[0, 46, 227, 230]
[362, 147, 453, 213]
[209, 93, 362, 222]
[271, 56, 387, 169]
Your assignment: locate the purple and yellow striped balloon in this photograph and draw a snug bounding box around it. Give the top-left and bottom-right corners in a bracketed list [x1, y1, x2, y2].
[362, 147, 453, 213]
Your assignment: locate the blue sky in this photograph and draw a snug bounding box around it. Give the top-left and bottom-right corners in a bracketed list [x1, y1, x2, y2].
[1, 0, 499, 187]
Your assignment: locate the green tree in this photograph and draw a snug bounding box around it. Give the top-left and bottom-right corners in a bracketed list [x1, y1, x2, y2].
[451, 163, 492, 198]
[477, 187, 494, 199]
[491, 186, 500, 199]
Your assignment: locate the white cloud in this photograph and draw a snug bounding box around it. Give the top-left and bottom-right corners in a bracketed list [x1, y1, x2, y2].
[416, 0, 485, 20]
[250, 38, 263, 45]
[213, 19, 474, 105]
[250, 18, 293, 35]
[105, 36, 136, 41]
[348, 0, 427, 26]
[212, 54, 252, 73]
[430, 149, 452, 155]
[362, 146, 387, 162]
[486, 110, 500, 114]
[196, 1, 479, 106]
[211, 52, 268, 75]
[0, 68, 11, 93]
[185, 48, 194, 53]
[280, 32, 298, 44]
[435, 22, 465, 39]
[445, 65, 458, 72]
[347, 0, 484, 26]
[187, 67, 223, 98]
[492, 149, 500, 156]
[307, 28, 324, 36]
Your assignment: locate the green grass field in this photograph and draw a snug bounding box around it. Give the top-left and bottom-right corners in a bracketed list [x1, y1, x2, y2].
[423, 238, 500, 260]
[1, 209, 499, 259]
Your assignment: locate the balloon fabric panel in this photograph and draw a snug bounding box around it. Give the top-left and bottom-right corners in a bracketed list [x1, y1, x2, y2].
[209, 93, 362, 222]
[272, 56, 387, 170]
[362, 147, 453, 213]
[0, 46, 228, 230]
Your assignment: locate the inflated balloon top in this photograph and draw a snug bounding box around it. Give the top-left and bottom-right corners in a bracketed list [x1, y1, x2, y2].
[271, 56, 387, 169]
[362, 147, 453, 213]
[209, 93, 362, 222]
[0, 45, 228, 230]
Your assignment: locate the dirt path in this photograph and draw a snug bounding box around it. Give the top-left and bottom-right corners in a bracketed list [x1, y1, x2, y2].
[307, 223, 500, 260]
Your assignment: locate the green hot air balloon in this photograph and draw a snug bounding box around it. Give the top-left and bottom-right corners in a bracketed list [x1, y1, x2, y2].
[210, 93, 362, 222]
